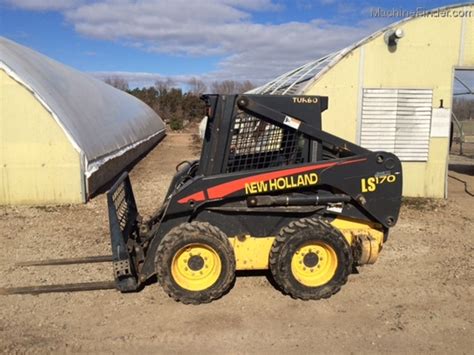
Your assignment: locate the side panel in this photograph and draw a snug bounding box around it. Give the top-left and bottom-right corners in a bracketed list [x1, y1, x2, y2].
[0, 71, 83, 204]
[229, 236, 275, 270]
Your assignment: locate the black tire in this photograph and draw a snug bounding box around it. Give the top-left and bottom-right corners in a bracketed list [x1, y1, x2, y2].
[155, 221, 235, 305]
[269, 217, 352, 300]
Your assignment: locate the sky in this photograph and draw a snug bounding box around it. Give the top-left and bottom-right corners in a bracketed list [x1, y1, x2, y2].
[0, 0, 472, 89]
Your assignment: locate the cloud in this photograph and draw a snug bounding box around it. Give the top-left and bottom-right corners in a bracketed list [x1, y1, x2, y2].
[222, 0, 282, 11]
[4, 0, 83, 11]
[5, 0, 383, 86]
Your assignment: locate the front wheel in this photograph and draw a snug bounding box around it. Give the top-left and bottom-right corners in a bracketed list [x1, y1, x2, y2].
[269, 217, 352, 300]
[155, 221, 235, 304]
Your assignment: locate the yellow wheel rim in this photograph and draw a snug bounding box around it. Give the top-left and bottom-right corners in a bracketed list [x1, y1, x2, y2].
[171, 244, 222, 291]
[291, 242, 338, 287]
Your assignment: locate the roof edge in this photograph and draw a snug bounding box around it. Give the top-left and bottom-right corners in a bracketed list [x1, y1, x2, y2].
[84, 128, 166, 178]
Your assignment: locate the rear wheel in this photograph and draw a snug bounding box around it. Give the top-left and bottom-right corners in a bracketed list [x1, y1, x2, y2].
[155, 221, 235, 304]
[270, 217, 352, 300]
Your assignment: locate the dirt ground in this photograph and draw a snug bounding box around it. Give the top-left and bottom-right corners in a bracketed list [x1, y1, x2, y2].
[1, 134, 473, 354]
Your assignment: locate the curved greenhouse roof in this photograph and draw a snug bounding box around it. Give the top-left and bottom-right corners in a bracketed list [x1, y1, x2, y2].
[0, 37, 165, 203]
[0, 36, 165, 176]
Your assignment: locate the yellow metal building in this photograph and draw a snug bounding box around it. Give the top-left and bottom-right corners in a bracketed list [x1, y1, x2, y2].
[252, 3, 474, 198]
[0, 37, 165, 204]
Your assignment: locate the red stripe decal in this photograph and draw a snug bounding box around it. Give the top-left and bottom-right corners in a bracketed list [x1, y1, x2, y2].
[207, 158, 366, 199]
[178, 190, 205, 204]
[339, 158, 366, 165]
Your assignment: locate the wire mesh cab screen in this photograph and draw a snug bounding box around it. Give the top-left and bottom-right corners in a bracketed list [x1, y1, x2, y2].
[225, 109, 309, 173]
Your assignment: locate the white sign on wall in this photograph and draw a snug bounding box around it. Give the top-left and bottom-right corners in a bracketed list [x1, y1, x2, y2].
[430, 108, 451, 138]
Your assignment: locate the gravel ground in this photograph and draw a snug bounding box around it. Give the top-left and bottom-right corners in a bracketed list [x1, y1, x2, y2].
[0, 133, 473, 354]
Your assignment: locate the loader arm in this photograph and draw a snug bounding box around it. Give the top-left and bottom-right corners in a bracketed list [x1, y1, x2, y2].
[237, 95, 369, 155]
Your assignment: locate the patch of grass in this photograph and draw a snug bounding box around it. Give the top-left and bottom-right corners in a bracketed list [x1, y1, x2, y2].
[169, 118, 184, 131]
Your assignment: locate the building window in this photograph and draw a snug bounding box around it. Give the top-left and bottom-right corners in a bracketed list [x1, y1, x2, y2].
[360, 88, 433, 162]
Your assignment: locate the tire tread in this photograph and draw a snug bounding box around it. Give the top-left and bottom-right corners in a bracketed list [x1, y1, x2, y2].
[269, 217, 352, 301]
[155, 221, 235, 305]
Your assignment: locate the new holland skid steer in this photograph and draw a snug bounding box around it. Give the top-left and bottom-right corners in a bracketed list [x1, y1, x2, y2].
[104, 94, 402, 304]
[2, 94, 402, 304]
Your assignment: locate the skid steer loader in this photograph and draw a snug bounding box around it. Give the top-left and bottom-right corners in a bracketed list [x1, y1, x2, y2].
[105, 94, 402, 304]
[2, 94, 402, 304]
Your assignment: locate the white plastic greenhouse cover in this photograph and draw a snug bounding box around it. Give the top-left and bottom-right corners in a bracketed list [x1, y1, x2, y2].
[0, 36, 165, 179]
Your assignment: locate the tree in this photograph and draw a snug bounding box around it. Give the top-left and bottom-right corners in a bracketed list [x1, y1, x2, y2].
[103, 76, 129, 91]
[155, 78, 176, 96]
[210, 80, 255, 94]
[126, 79, 255, 131]
[453, 97, 474, 121]
[188, 77, 207, 96]
[237, 80, 255, 93]
[128, 87, 159, 108]
[210, 80, 237, 94]
[182, 93, 206, 120]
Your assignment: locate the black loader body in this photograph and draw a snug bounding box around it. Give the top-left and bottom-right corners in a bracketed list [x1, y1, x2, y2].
[107, 94, 403, 303]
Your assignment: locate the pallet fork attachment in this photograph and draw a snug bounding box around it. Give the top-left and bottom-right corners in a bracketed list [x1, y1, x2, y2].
[106, 172, 141, 292]
[0, 281, 117, 295]
[0, 173, 142, 296]
[0, 256, 116, 295]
